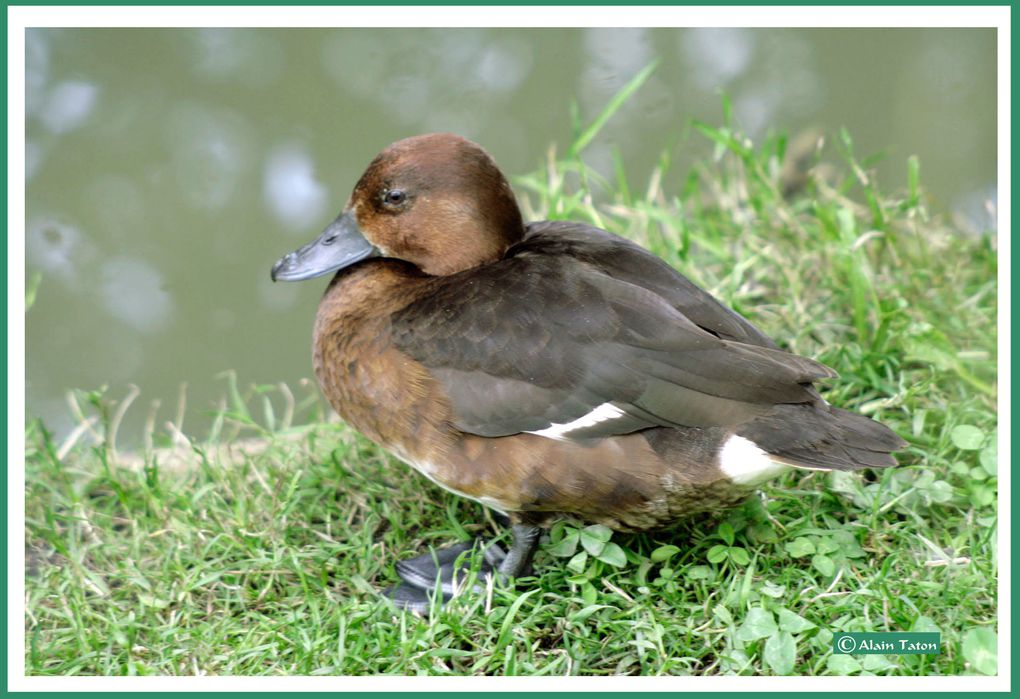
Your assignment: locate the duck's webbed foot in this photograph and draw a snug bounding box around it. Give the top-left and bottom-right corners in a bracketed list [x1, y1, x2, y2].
[382, 524, 542, 614]
[382, 539, 503, 614]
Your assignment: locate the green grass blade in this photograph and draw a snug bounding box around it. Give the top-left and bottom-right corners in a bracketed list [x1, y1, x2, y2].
[569, 61, 658, 157]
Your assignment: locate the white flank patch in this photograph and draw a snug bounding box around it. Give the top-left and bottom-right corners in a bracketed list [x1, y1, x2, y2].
[527, 402, 626, 441]
[719, 435, 790, 486]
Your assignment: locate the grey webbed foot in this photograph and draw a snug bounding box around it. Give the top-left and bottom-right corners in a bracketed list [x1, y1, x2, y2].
[382, 524, 542, 614]
[382, 539, 505, 614]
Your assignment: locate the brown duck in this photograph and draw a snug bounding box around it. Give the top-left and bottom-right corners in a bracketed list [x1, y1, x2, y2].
[271, 133, 906, 612]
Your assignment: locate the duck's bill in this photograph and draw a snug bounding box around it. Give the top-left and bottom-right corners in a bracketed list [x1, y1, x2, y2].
[271, 212, 380, 282]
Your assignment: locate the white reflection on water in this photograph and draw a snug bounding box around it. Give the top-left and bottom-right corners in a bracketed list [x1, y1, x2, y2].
[27, 216, 93, 285]
[759, 33, 822, 118]
[167, 103, 254, 211]
[579, 28, 654, 178]
[730, 33, 822, 138]
[581, 28, 653, 117]
[25, 29, 51, 117]
[263, 144, 329, 232]
[99, 256, 175, 334]
[321, 30, 532, 133]
[40, 80, 100, 134]
[733, 88, 782, 138]
[682, 28, 755, 91]
[580, 30, 654, 141]
[29, 398, 76, 445]
[954, 183, 998, 235]
[190, 28, 284, 87]
[475, 40, 532, 93]
[919, 33, 979, 96]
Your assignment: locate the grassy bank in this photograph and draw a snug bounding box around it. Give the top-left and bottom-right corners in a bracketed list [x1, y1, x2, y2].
[25, 101, 997, 676]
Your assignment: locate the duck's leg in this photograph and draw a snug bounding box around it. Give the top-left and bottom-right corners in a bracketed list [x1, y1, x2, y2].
[497, 524, 542, 577]
[382, 524, 542, 613]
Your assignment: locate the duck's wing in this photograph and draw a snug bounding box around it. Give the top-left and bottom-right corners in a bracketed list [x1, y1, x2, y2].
[521, 221, 781, 349]
[391, 233, 835, 441]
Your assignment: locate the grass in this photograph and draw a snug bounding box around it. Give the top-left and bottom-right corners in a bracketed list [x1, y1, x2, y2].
[24, 85, 998, 676]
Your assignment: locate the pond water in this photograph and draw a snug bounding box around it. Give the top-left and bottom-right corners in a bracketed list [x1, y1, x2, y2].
[24, 27, 997, 443]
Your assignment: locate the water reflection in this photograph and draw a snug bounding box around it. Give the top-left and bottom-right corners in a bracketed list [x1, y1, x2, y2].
[189, 28, 284, 87]
[583, 28, 654, 94]
[263, 144, 329, 232]
[40, 80, 100, 134]
[474, 39, 532, 93]
[166, 103, 254, 211]
[682, 28, 755, 91]
[27, 215, 92, 286]
[99, 256, 174, 334]
[577, 29, 657, 182]
[729, 33, 822, 138]
[320, 29, 534, 135]
[25, 29, 51, 117]
[955, 184, 998, 235]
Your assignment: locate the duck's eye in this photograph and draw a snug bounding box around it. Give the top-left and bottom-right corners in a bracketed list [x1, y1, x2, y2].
[382, 189, 406, 207]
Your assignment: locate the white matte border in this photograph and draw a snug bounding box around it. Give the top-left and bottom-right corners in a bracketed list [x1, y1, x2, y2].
[9, 5, 1010, 692]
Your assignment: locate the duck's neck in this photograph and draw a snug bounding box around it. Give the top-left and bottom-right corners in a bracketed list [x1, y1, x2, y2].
[311, 259, 441, 448]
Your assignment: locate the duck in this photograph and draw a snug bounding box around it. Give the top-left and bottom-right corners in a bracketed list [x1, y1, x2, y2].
[271, 133, 907, 613]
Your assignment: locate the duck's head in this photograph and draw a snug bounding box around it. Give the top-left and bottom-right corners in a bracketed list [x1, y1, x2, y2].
[271, 133, 525, 281]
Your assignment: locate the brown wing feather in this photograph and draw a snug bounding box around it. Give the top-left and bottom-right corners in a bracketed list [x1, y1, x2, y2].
[391, 225, 834, 439]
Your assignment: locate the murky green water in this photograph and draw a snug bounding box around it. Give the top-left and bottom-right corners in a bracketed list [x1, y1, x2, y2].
[25, 28, 997, 442]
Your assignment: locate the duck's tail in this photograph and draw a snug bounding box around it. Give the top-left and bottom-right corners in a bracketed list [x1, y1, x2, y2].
[738, 403, 908, 472]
